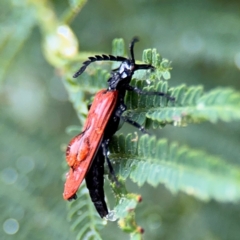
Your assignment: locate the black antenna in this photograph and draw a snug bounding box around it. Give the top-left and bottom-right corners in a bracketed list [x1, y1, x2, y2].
[129, 37, 139, 63]
[129, 37, 155, 71]
[73, 54, 127, 78]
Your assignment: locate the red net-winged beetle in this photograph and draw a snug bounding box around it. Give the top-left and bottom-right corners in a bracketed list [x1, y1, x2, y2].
[63, 37, 174, 218]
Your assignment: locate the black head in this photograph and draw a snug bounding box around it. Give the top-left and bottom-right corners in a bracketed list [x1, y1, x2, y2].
[73, 37, 154, 89]
[108, 37, 154, 90]
[114, 38, 138, 78]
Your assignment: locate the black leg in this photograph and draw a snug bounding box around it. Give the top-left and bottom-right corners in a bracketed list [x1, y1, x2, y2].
[114, 102, 148, 134]
[102, 140, 119, 186]
[127, 85, 175, 101]
[120, 116, 148, 134]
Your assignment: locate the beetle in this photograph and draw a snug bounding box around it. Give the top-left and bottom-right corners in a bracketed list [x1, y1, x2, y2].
[63, 37, 174, 218]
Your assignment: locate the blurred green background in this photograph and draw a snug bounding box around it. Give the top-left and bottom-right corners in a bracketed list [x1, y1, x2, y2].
[1, 0, 240, 239]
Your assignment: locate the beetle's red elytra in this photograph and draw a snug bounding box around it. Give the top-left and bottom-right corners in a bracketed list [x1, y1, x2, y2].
[63, 90, 118, 200]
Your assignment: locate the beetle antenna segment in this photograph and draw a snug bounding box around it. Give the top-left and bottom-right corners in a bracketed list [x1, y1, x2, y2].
[129, 37, 139, 63]
[73, 55, 127, 78]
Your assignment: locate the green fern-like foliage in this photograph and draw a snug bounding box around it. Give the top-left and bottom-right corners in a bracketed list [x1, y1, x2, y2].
[149, 86, 240, 123]
[66, 183, 106, 240]
[124, 49, 240, 128]
[125, 80, 240, 127]
[110, 134, 240, 203]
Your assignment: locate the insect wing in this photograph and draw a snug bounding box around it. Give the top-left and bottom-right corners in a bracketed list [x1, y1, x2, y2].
[63, 90, 118, 200]
[65, 132, 90, 167]
[85, 145, 108, 218]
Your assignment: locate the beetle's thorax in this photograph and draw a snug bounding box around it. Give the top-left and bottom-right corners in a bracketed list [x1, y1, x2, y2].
[108, 60, 135, 90]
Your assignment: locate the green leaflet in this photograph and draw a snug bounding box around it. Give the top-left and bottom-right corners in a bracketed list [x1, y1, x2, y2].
[147, 86, 240, 124]
[125, 81, 240, 126]
[67, 183, 105, 240]
[109, 134, 240, 203]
